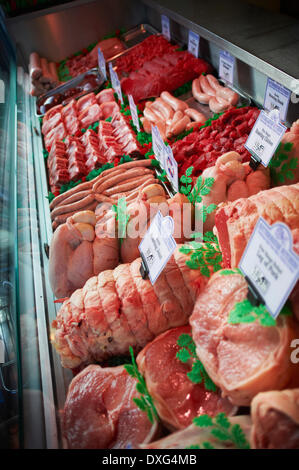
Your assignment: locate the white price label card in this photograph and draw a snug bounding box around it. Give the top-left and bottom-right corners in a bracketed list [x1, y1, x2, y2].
[264, 78, 291, 122]
[109, 62, 123, 104]
[219, 50, 235, 85]
[163, 144, 179, 192]
[139, 211, 177, 285]
[239, 217, 299, 319]
[151, 125, 165, 164]
[128, 94, 140, 132]
[98, 48, 107, 80]
[245, 109, 287, 167]
[161, 14, 171, 41]
[188, 31, 200, 57]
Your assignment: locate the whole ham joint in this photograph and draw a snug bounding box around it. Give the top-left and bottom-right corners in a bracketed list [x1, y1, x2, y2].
[137, 325, 236, 431]
[52, 248, 207, 369]
[251, 389, 299, 449]
[63, 364, 158, 449]
[214, 182, 299, 268]
[190, 270, 299, 406]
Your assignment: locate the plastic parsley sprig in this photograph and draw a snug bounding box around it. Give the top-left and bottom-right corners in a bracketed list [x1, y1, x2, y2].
[190, 413, 250, 449]
[179, 232, 222, 277]
[112, 197, 130, 245]
[124, 346, 159, 424]
[176, 333, 216, 392]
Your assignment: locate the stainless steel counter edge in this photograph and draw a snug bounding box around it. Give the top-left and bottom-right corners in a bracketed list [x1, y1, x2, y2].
[142, 0, 298, 94]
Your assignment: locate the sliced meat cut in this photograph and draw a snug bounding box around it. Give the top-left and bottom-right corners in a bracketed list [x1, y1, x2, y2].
[137, 326, 236, 431]
[63, 364, 158, 449]
[251, 389, 299, 449]
[141, 416, 252, 449]
[52, 248, 207, 368]
[214, 183, 299, 268]
[190, 270, 299, 406]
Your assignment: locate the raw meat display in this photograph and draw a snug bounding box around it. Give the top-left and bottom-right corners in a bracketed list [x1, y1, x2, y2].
[141, 91, 207, 140]
[65, 37, 125, 79]
[136, 326, 236, 430]
[52, 247, 207, 368]
[190, 270, 299, 406]
[121, 49, 212, 103]
[214, 183, 299, 268]
[141, 416, 252, 449]
[63, 364, 158, 449]
[192, 74, 239, 113]
[251, 389, 299, 449]
[171, 106, 260, 178]
[29, 52, 59, 96]
[197, 151, 270, 231]
[115, 35, 177, 75]
[49, 159, 157, 230]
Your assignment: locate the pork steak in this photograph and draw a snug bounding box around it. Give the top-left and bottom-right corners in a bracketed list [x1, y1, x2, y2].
[63, 364, 158, 449]
[190, 270, 299, 406]
[137, 325, 236, 430]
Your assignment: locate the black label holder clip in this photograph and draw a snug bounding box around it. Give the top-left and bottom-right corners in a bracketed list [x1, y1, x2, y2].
[245, 275, 265, 307]
[140, 252, 150, 280]
[249, 153, 262, 171]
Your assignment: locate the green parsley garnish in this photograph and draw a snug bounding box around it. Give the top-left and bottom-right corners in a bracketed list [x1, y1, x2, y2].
[228, 299, 292, 327]
[179, 232, 222, 277]
[269, 142, 297, 184]
[124, 346, 159, 424]
[176, 334, 216, 391]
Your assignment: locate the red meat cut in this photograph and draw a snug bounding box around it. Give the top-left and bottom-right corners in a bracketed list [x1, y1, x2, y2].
[63, 364, 158, 449]
[137, 325, 236, 430]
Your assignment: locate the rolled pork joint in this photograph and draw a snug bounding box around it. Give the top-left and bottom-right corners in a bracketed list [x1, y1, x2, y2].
[137, 325, 236, 431]
[273, 119, 299, 186]
[63, 364, 159, 449]
[140, 415, 252, 449]
[214, 182, 299, 268]
[251, 389, 299, 449]
[190, 270, 299, 407]
[52, 248, 208, 368]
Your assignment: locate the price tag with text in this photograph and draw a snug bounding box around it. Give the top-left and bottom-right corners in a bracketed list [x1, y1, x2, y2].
[98, 48, 107, 81]
[264, 78, 291, 122]
[151, 125, 165, 164]
[163, 144, 179, 192]
[128, 94, 140, 132]
[219, 50, 235, 85]
[109, 62, 123, 104]
[188, 31, 200, 57]
[139, 211, 177, 285]
[239, 217, 299, 319]
[245, 109, 287, 167]
[161, 14, 171, 41]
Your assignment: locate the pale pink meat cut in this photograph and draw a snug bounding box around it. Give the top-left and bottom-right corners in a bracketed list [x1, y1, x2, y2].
[190, 270, 299, 406]
[137, 325, 236, 430]
[63, 364, 158, 449]
[251, 389, 299, 449]
[52, 248, 207, 368]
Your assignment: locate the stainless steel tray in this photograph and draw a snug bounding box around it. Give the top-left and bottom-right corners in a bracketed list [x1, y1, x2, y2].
[36, 68, 105, 117]
[120, 23, 160, 49]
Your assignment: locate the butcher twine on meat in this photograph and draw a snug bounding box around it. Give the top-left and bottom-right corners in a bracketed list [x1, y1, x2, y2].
[52, 248, 207, 369]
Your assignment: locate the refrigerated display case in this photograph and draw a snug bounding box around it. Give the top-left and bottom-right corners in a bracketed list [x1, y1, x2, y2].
[0, 0, 298, 450]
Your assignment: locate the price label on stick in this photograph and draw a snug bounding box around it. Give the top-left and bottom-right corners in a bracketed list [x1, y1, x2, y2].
[109, 62, 123, 104]
[239, 217, 299, 319]
[245, 109, 287, 167]
[161, 14, 171, 41]
[188, 31, 200, 57]
[139, 211, 177, 285]
[163, 145, 179, 192]
[151, 125, 165, 164]
[219, 50, 235, 85]
[98, 48, 107, 80]
[128, 94, 140, 132]
[264, 78, 291, 123]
